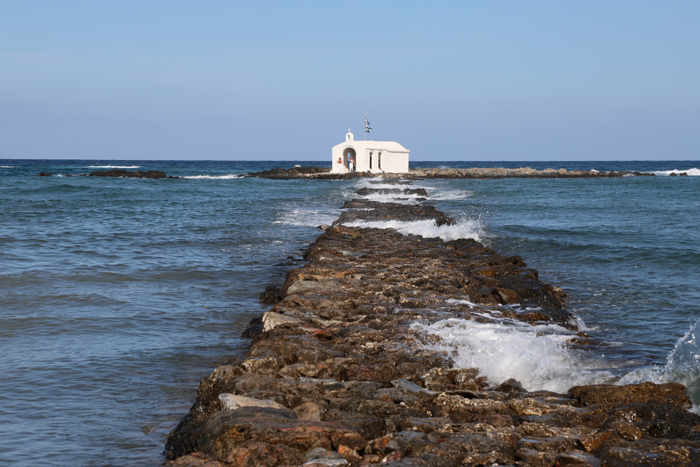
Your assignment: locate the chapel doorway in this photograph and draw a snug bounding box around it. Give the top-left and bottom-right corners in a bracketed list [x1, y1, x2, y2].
[343, 147, 356, 171]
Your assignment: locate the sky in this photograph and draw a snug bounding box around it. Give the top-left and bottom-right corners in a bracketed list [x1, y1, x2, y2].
[1, 1, 699, 161]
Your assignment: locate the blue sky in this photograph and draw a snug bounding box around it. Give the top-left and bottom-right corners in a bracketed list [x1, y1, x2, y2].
[1, 1, 698, 160]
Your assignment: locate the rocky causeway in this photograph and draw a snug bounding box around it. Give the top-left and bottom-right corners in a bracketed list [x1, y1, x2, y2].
[164, 181, 699, 467]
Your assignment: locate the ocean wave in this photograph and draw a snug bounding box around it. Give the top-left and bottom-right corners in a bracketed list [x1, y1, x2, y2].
[87, 165, 141, 169]
[273, 208, 337, 227]
[412, 317, 616, 392]
[430, 189, 474, 201]
[652, 168, 700, 176]
[1, 166, 17, 168]
[182, 174, 241, 179]
[343, 218, 482, 242]
[354, 193, 426, 205]
[619, 319, 700, 407]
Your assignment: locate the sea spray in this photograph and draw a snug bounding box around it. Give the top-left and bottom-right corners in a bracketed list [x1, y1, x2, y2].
[412, 316, 617, 393]
[663, 319, 700, 403]
[652, 168, 700, 176]
[344, 218, 483, 242]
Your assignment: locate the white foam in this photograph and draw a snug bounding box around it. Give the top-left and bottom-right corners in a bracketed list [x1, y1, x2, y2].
[445, 298, 477, 308]
[1, 166, 16, 168]
[412, 318, 616, 392]
[274, 208, 338, 227]
[343, 218, 482, 242]
[356, 193, 426, 205]
[356, 182, 424, 191]
[430, 189, 473, 201]
[182, 174, 241, 179]
[652, 168, 700, 176]
[87, 165, 141, 169]
[621, 320, 700, 406]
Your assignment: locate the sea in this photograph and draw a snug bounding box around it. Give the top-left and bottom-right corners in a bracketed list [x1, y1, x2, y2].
[1, 159, 699, 466]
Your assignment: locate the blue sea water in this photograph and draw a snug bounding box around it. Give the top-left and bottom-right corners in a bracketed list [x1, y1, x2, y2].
[1, 159, 699, 466]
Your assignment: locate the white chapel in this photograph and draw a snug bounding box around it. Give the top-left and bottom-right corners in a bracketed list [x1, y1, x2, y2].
[331, 130, 409, 174]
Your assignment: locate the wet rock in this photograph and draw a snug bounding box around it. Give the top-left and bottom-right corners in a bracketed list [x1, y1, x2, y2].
[246, 166, 338, 180]
[496, 378, 527, 394]
[36, 172, 52, 176]
[337, 200, 456, 226]
[259, 285, 283, 304]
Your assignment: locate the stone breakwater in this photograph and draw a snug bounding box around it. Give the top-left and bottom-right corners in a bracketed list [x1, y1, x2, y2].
[164, 185, 700, 467]
[245, 166, 653, 180]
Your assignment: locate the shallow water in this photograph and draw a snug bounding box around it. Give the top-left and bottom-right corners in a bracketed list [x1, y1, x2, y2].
[1, 159, 699, 465]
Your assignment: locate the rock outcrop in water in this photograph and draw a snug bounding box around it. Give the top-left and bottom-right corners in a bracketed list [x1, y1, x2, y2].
[412, 167, 653, 179]
[245, 166, 654, 180]
[165, 184, 698, 467]
[88, 169, 180, 179]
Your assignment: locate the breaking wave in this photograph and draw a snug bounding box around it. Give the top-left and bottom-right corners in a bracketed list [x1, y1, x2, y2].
[274, 208, 338, 228]
[652, 168, 700, 176]
[343, 218, 482, 242]
[87, 165, 140, 169]
[619, 319, 700, 407]
[182, 174, 241, 179]
[412, 316, 617, 393]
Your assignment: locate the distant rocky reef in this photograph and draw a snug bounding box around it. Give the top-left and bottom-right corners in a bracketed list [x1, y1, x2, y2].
[36, 169, 180, 179]
[88, 169, 180, 179]
[245, 166, 654, 179]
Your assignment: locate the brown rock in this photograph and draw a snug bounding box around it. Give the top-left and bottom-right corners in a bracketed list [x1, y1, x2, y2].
[569, 382, 691, 408]
[295, 401, 324, 421]
[342, 363, 400, 383]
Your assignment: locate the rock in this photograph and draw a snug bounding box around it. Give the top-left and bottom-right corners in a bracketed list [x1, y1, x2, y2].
[303, 447, 348, 466]
[286, 279, 344, 295]
[569, 382, 691, 408]
[246, 166, 335, 179]
[261, 311, 301, 332]
[318, 224, 331, 231]
[224, 441, 305, 467]
[391, 379, 438, 395]
[302, 459, 348, 467]
[259, 285, 283, 304]
[36, 172, 52, 176]
[496, 378, 527, 394]
[294, 401, 323, 421]
[355, 187, 429, 197]
[218, 393, 286, 411]
[165, 451, 226, 466]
